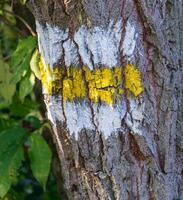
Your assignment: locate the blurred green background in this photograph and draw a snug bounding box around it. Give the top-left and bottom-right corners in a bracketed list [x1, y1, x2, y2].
[0, 1, 59, 199]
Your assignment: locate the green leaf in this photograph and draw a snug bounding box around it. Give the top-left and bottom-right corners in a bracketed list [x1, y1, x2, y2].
[30, 49, 41, 79]
[20, 0, 27, 5]
[0, 57, 16, 103]
[25, 116, 42, 130]
[9, 97, 39, 117]
[0, 126, 25, 198]
[3, 5, 16, 25]
[19, 70, 35, 102]
[10, 53, 32, 84]
[0, 84, 16, 102]
[1, 25, 18, 56]
[10, 36, 37, 84]
[10, 36, 37, 68]
[29, 132, 52, 190]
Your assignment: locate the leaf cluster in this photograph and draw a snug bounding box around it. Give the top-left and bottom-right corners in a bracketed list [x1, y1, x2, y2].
[0, 1, 59, 200]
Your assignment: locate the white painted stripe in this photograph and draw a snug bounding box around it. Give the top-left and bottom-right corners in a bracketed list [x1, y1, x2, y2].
[37, 19, 137, 68]
[122, 21, 138, 59]
[94, 103, 127, 138]
[36, 21, 68, 68]
[64, 102, 95, 139]
[74, 19, 123, 69]
[63, 39, 79, 66]
[46, 96, 64, 124]
[45, 95, 145, 139]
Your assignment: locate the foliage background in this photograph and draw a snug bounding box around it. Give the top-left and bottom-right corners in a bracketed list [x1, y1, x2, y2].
[0, 1, 59, 199]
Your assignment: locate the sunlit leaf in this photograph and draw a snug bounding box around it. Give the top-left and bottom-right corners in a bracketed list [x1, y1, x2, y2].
[20, 0, 28, 5]
[30, 49, 41, 79]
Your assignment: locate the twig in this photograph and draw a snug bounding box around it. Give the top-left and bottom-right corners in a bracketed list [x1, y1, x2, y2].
[3, 8, 36, 36]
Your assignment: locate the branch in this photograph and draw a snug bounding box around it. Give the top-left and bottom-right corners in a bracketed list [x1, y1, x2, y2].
[3, 8, 36, 36]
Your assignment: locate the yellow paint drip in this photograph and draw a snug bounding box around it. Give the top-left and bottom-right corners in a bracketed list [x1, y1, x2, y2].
[39, 56, 143, 105]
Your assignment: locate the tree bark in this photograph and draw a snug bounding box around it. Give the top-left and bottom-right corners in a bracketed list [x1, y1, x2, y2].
[28, 0, 183, 199]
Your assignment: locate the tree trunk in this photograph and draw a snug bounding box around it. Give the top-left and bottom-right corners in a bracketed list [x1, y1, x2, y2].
[28, 0, 183, 199]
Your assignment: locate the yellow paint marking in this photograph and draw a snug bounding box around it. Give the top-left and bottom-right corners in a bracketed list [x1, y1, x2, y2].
[63, 68, 86, 101]
[39, 57, 143, 105]
[84, 67, 122, 105]
[125, 64, 143, 97]
[39, 57, 53, 95]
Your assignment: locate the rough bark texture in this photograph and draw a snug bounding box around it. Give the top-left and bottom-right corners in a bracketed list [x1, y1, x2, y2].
[29, 0, 183, 199]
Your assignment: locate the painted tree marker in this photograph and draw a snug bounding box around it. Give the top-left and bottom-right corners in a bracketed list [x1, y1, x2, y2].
[36, 19, 144, 139]
[39, 57, 143, 105]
